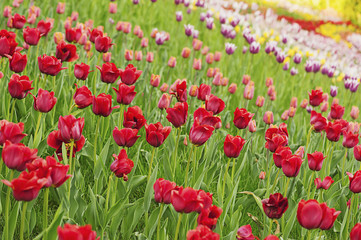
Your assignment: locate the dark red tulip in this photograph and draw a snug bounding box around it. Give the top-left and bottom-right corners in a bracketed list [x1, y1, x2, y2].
[2, 140, 38, 171]
[236, 225, 254, 240]
[8, 74, 33, 99]
[264, 235, 279, 240]
[92, 93, 119, 117]
[282, 154, 302, 177]
[65, 27, 82, 43]
[189, 119, 215, 146]
[262, 193, 288, 219]
[347, 171, 361, 193]
[310, 111, 327, 132]
[307, 151, 326, 171]
[315, 176, 334, 190]
[166, 102, 188, 128]
[330, 103, 345, 120]
[95, 35, 113, 53]
[47, 130, 85, 158]
[119, 64, 142, 85]
[8, 51, 27, 73]
[113, 83, 136, 105]
[38, 54, 67, 76]
[57, 224, 100, 240]
[224, 134, 245, 158]
[197, 205, 223, 230]
[351, 223, 361, 240]
[2, 171, 48, 201]
[74, 63, 91, 80]
[56, 41, 79, 62]
[171, 187, 212, 213]
[318, 203, 341, 230]
[123, 106, 146, 129]
[31, 88, 57, 113]
[0, 120, 27, 145]
[197, 83, 211, 101]
[110, 149, 134, 181]
[73, 84, 92, 108]
[308, 89, 323, 107]
[23, 26, 41, 45]
[0, 29, 18, 57]
[194, 108, 221, 129]
[354, 145, 361, 161]
[58, 115, 84, 142]
[89, 28, 103, 43]
[145, 122, 171, 147]
[265, 124, 289, 152]
[233, 108, 254, 130]
[153, 178, 177, 204]
[170, 80, 187, 102]
[186, 225, 220, 240]
[37, 20, 52, 36]
[112, 127, 140, 148]
[273, 146, 292, 168]
[343, 130, 359, 148]
[205, 94, 225, 115]
[325, 122, 342, 142]
[11, 14, 27, 29]
[96, 62, 120, 84]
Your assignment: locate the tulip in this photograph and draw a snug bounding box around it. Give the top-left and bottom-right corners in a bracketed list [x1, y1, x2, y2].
[343, 130, 359, 148]
[2, 140, 38, 171]
[8, 52, 27, 73]
[3, 6, 12, 18]
[56, 2, 65, 14]
[206, 53, 214, 64]
[146, 52, 154, 63]
[351, 106, 359, 120]
[73, 84, 92, 108]
[145, 123, 171, 147]
[89, 28, 103, 43]
[233, 108, 254, 129]
[197, 84, 212, 101]
[295, 146, 305, 158]
[205, 95, 225, 115]
[315, 176, 334, 190]
[182, 47, 191, 58]
[347, 171, 361, 194]
[189, 118, 215, 146]
[92, 93, 118, 117]
[95, 36, 113, 53]
[158, 93, 172, 110]
[38, 54, 66, 76]
[96, 62, 120, 84]
[325, 122, 342, 142]
[171, 187, 212, 213]
[11, 14, 26, 29]
[197, 205, 222, 230]
[0, 120, 27, 145]
[354, 145, 361, 161]
[262, 193, 288, 219]
[243, 83, 255, 100]
[74, 63, 91, 80]
[282, 155, 302, 177]
[109, 2, 117, 13]
[189, 85, 198, 97]
[154, 178, 177, 204]
[236, 225, 255, 240]
[56, 41, 79, 62]
[110, 149, 134, 181]
[123, 106, 146, 129]
[186, 225, 220, 240]
[119, 64, 142, 85]
[224, 135, 245, 158]
[351, 223, 361, 240]
[103, 52, 112, 62]
[264, 235, 279, 240]
[58, 115, 84, 142]
[330, 103, 345, 120]
[168, 56, 177, 68]
[225, 42, 237, 55]
[310, 111, 327, 132]
[170, 80, 187, 102]
[242, 75, 250, 85]
[65, 28, 82, 43]
[256, 96, 265, 107]
[289, 107, 297, 117]
[212, 72, 222, 86]
[265, 124, 289, 152]
[273, 146, 292, 168]
[37, 20, 52, 36]
[53, 32, 64, 45]
[57, 224, 99, 240]
[31, 88, 57, 113]
[166, 102, 188, 128]
[47, 130, 85, 157]
[281, 110, 289, 121]
[113, 127, 140, 148]
[8, 74, 33, 99]
[193, 58, 202, 70]
[113, 83, 136, 105]
[307, 151, 326, 171]
[248, 120, 257, 133]
[192, 39, 203, 51]
[23, 26, 41, 45]
[263, 111, 274, 125]
[308, 89, 323, 107]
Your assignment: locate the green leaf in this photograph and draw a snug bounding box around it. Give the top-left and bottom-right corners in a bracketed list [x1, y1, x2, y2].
[143, 163, 158, 213]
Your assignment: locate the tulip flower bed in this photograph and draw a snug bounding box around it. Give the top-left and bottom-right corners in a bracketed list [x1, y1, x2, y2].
[1, 0, 361, 240]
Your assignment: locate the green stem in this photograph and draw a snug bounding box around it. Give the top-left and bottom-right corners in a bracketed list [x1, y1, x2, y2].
[9, 100, 16, 122]
[4, 170, 15, 240]
[191, 146, 198, 186]
[174, 213, 183, 240]
[268, 219, 273, 235]
[184, 145, 195, 186]
[270, 169, 281, 193]
[105, 174, 113, 212]
[222, 158, 232, 205]
[119, 104, 125, 128]
[346, 194, 355, 239]
[341, 148, 348, 183]
[111, 178, 118, 206]
[69, 140, 75, 174]
[93, 53, 101, 95]
[284, 177, 291, 198]
[20, 201, 28, 240]
[147, 147, 156, 181]
[33, 112, 43, 146]
[172, 128, 181, 180]
[94, 117, 101, 194]
[231, 157, 236, 183]
[327, 142, 336, 175]
[307, 171, 315, 198]
[156, 204, 164, 240]
[43, 188, 49, 240]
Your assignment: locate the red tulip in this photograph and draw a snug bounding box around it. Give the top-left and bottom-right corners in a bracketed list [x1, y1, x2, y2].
[330, 103, 345, 120]
[73, 84, 92, 108]
[189, 118, 215, 146]
[95, 35, 113, 53]
[347, 171, 361, 193]
[197, 205, 223, 230]
[56, 41, 79, 62]
[236, 224, 254, 240]
[273, 146, 292, 168]
[89, 28, 103, 43]
[158, 93, 171, 110]
[354, 145, 361, 161]
[11, 13, 26, 29]
[171, 187, 212, 213]
[194, 108, 221, 129]
[308, 89, 323, 107]
[307, 151, 326, 171]
[112, 127, 140, 148]
[92, 93, 119, 117]
[123, 106, 146, 129]
[264, 235, 279, 240]
[197, 83, 211, 101]
[37, 20, 52, 36]
[224, 134, 246, 158]
[0, 29, 18, 57]
[2, 171, 48, 201]
[310, 111, 327, 132]
[47, 130, 85, 158]
[170, 80, 187, 102]
[144, 122, 171, 147]
[58, 115, 84, 142]
[166, 102, 188, 128]
[31, 88, 57, 113]
[119, 64, 142, 85]
[233, 108, 254, 130]
[113, 83, 136, 105]
[8, 74, 33, 99]
[265, 124, 289, 152]
[110, 149, 134, 181]
[38, 54, 67, 76]
[262, 193, 288, 219]
[65, 27, 82, 43]
[96, 62, 120, 84]
[325, 122, 342, 142]
[343, 130, 359, 148]
[186, 225, 220, 240]
[2, 140, 38, 171]
[205, 95, 225, 115]
[315, 176, 334, 190]
[153, 178, 177, 204]
[23, 26, 41, 45]
[57, 224, 100, 240]
[282, 154, 302, 177]
[74, 63, 91, 80]
[8, 51, 27, 73]
[0, 120, 27, 145]
[351, 223, 361, 240]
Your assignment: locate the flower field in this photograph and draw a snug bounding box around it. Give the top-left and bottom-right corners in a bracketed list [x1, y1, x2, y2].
[1, 0, 361, 239]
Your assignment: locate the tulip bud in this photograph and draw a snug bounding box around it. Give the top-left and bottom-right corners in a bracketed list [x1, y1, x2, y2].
[201, 46, 209, 55]
[183, 136, 188, 146]
[243, 83, 254, 100]
[330, 85, 337, 97]
[109, 3, 117, 13]
[3, 6, 12, 18]
[300, 99, 308, 108]
[320, 102, 328, 112]
[256, 96, 265, 107]
[141, 37, 148, 48]
[158, 93, 171, 110]
[228, 83, 237, 94]
[103, 52, 112, 62]
[135, 51, 142, 61]
[192, 39, 203, 51]
[266, 77, 273, 87]
[281, 110, 289, 121]
[288, 107, 296, 117]
[214, 51, 221, 61]
[124, 49, 133, 61]
[290, 97, 297, 108]
[56, 2, 65, 14]
[351, 106, 359, 119]
[193, 58, 202, 70]
[206, 53, 214, 64]
[160, 83, 169, 92]
[150, 74, 160, 87]
[181, 47, 191, 58]
[189, 85, 198, 97]
[207, 68, 215, 78]
[168, 56, 177, 68]
[248, 120, 256, 133]
[54, 32, 64, 45]
[146, 52, 154, 63]
[242, 75, 250, 85]
[263, 111, 274, 125]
